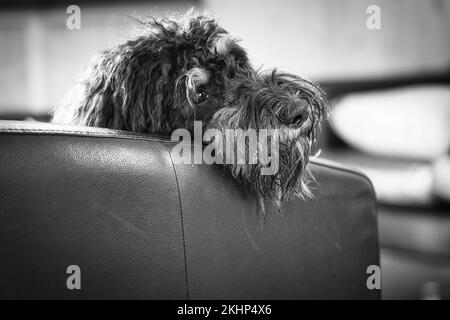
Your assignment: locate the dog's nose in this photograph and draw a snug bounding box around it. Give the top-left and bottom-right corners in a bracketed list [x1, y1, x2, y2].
[286, 103, 309, 127]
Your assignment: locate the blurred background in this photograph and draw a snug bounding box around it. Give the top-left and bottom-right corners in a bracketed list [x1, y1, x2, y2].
[0, 0, 449, 299]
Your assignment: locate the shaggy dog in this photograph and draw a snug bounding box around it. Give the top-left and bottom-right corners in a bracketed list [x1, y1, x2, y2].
[52, 14, 328, 210]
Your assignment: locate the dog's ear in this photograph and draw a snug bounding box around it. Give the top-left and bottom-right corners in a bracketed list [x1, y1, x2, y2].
[210, 34, 238, 55]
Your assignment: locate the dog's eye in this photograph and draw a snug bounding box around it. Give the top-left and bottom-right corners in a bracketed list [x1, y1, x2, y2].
[196, 91, 210, 104]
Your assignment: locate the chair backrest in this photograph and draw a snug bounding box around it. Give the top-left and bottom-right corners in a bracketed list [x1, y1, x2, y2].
[0, 120, 380, 299]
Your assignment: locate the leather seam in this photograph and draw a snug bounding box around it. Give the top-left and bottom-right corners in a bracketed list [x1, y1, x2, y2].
[162, 143, 190, 300]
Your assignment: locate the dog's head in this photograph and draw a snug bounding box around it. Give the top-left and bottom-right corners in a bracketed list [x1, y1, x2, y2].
[206, 70, 328, 209]
[53, 14, 328, 207]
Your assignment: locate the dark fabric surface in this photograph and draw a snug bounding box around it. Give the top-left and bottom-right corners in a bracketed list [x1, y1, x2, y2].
[0, 120, 379, 299]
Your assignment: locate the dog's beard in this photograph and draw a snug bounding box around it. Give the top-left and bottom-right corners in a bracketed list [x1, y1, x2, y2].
[237, 129, 313, 211]
[206, 116, 315, 214]
[272, 127, 314, 200]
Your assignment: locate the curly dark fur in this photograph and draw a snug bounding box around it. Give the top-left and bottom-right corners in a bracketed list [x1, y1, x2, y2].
[52, 13, 329, 211]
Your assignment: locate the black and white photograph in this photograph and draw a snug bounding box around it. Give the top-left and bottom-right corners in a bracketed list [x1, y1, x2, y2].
[0, 0, 449, 303]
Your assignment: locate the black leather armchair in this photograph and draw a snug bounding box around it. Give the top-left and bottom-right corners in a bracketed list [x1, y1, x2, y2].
[0, 120, 380, 299]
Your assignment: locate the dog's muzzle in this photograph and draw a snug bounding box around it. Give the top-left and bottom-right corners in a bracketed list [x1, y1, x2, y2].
[278, 100, 310, 128]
